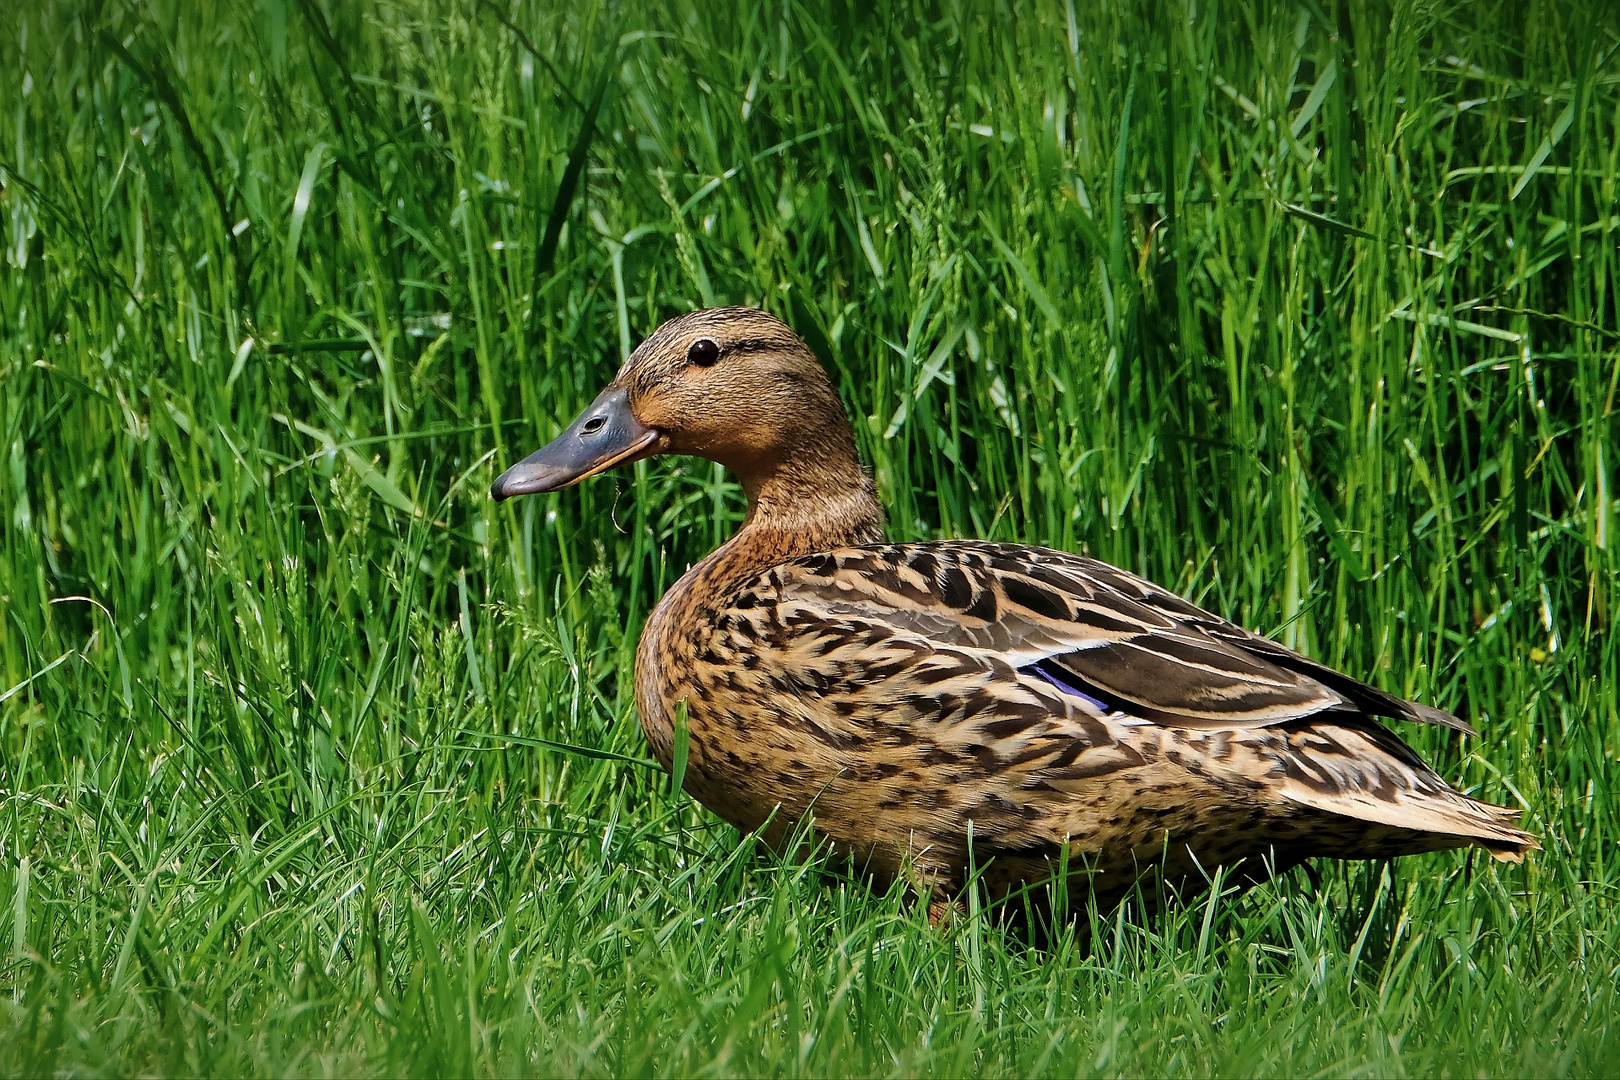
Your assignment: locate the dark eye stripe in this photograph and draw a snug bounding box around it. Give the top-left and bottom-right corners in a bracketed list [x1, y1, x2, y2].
[722, 337, 783, 355]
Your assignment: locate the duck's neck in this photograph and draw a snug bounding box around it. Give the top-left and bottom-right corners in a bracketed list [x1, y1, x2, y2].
[748, 448, 885, 541]
[699, 442, 886, 587]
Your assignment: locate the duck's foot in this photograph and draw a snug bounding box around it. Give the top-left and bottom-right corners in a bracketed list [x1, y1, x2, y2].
[926, 892, 967, 928]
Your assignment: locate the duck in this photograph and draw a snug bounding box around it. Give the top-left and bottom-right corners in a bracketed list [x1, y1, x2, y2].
[491, 306, 1536, 924]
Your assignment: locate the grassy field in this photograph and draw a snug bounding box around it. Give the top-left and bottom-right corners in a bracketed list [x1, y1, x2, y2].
[2, 0, 1617, 1074]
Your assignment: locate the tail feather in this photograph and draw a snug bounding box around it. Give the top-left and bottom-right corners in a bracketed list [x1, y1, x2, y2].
[1270, 721, 1538, 862]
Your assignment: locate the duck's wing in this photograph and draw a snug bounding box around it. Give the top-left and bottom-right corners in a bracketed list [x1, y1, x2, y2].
[762, 540, 1474, 735]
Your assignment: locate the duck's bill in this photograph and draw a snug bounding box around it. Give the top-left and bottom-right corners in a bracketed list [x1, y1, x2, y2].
[490, 386, 663, 500]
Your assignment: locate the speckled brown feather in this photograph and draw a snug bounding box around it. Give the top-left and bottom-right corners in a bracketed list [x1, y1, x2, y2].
[508, 307, 1537, 922]
[638, 540, 1536, 911]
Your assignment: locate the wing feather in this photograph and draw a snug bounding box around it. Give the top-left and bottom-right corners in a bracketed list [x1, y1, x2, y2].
[762, 541, 1470, 734]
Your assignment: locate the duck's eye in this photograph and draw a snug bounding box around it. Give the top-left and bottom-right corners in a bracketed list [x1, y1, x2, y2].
[687, 338, 721, 367]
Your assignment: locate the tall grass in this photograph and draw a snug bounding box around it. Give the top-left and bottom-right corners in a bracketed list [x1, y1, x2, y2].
[1, 0, 1616, 1074]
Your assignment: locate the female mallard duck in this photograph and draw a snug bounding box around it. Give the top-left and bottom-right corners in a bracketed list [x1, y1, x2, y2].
[492, 307, 1535, 921]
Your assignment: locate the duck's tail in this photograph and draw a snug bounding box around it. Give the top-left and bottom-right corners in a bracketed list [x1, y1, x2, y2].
[1269, 720, 1539, 863]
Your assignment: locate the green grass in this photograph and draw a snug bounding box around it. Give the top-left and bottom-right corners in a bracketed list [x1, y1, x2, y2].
[2, 0, 1617, 1074]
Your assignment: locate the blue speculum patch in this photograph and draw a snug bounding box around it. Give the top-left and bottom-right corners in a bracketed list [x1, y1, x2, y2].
[1022, 657, 1115, 714]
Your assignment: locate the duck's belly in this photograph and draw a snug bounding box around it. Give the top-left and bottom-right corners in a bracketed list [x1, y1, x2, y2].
[635, 649, 942, 879]
[632, 626, 1328, 902]
[629, 591, 1471, 910]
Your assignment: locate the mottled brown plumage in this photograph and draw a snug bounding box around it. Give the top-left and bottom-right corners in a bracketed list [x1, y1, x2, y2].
[492, 307, 1536, 923]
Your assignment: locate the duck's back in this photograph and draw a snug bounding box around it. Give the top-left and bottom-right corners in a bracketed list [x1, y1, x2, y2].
[635, 538, 1535, 909]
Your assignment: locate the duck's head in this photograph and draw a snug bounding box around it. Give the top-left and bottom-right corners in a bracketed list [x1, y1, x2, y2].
[491, 307, 862, 507]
